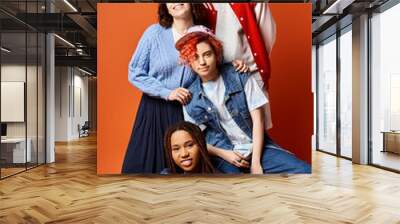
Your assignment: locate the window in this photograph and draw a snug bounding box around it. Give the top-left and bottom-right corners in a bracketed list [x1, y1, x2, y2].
[371, 3, 400, 171]
[339, 28, 352, 158]
[317, 36, 337, 154]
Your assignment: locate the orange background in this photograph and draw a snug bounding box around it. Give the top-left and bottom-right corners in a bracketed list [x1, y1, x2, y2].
[97, 3, 312, 174]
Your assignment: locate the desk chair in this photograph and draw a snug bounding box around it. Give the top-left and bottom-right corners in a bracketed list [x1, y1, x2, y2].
[79, 121, 90, 138]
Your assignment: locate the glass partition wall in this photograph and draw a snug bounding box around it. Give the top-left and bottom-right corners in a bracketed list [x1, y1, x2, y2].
[317, 35, 337, 155]
[316, 26, 353, 159]
[339, 28, 352, 159]
[370, 3, 400, 171]
[0, 1, 46, 179]
[316, 0, 400, 173]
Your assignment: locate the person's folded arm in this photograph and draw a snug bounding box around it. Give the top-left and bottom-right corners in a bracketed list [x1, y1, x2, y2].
[207, 144, 226, 158]
[127, 25, 172, 100]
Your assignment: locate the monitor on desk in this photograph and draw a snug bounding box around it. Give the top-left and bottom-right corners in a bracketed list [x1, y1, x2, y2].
[1, 123, 7, 138]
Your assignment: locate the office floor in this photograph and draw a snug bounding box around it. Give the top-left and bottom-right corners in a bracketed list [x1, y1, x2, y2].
[372, 150, 400, 171]
[0, 167, 25, 177]
[1, 163, 45, 178]
[0, 135, 400, 223]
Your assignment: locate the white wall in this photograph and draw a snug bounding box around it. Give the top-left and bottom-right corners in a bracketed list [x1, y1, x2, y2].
[55, 67, 89, 141]
[55, 66, 70, 141]
[72, 73, 89, 138]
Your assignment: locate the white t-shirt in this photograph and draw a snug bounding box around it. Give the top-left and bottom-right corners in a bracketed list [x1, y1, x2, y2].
[183, 75, 267, 157]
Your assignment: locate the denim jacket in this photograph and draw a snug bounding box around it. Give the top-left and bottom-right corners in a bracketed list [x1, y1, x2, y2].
[185, 63, 253, 150]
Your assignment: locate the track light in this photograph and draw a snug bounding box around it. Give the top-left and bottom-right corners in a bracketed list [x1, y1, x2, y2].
[1, 47, 11, 53]
[63, 0, 78, 12]
[54, 34, 75, 48]
[78, 67, 94, 76]
[322, 0, 355, 15]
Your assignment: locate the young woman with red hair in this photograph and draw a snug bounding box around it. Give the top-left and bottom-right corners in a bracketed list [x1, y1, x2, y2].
[176, 26, 311, 174]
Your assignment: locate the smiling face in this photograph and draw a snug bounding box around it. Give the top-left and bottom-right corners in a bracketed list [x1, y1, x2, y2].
[170, 130, 201, 173]
[190, 41, 218, 81]
[166, 3, 192, 20]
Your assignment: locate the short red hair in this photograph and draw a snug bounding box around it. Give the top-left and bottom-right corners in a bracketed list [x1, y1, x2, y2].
[177, 34, 223, 65]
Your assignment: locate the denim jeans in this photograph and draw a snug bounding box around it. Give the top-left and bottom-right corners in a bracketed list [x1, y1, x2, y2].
[212, 143, 311, 174]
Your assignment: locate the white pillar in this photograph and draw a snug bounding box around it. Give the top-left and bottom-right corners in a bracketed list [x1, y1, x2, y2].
[45, 0, 56, 163]
[352, 14, 369, 164]
[46, 32, 55, 163]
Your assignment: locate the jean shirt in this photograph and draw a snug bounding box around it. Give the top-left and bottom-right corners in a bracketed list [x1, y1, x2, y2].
[185, 63, 261, 150]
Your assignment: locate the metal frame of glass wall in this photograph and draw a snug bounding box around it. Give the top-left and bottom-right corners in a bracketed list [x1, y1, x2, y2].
[0, 0, 47, 179]
[315, 24, 353, 161]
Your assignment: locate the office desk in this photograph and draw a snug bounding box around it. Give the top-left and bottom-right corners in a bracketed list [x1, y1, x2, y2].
[1, 138, 31, 163]
[382, 131, 400, 154]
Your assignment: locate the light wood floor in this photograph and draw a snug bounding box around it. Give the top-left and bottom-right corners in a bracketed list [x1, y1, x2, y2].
[1, 135, 400, 224]
[1, 167, 26, 178]
[372, 150, 400, 171]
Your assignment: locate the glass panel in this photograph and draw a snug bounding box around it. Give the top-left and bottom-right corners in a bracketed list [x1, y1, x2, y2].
[318, 36, 337, 154]
[27, 31, 38, 169]
[371, 4, 400, 171]
[1, 30, 27, 177]
[340, 29, 352, 158]
[38, 32, 45, 165]
[0, 1, 46, 178]
[0, 1, 29, 33]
